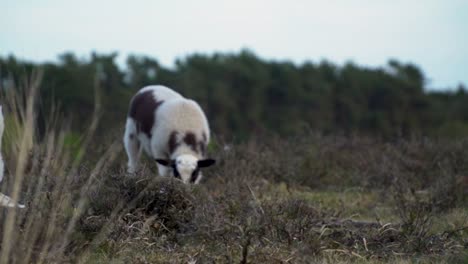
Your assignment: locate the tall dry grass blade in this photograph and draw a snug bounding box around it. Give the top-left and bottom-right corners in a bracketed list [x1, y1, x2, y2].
[0, 70, 41, 263]
[34, 72, 103, 264]
[56, 141, 121, 259]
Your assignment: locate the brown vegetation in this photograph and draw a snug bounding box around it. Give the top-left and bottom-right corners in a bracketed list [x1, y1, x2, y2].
[0, 75, 466, 263]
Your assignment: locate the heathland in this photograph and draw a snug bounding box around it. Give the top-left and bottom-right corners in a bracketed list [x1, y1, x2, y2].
[0, 52, 467, 263]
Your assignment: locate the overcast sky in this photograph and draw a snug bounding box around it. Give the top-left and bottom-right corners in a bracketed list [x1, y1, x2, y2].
[1, 0, 467, 89]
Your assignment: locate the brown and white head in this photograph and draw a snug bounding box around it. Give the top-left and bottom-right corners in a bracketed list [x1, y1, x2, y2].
[156, 155, 215, 184]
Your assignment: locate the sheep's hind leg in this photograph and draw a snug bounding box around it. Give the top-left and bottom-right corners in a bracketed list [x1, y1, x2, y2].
[124, 122, 141, 174]
[124, 135, 141, 174]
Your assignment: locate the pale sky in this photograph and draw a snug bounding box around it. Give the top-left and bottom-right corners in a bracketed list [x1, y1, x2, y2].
[1, 0, 467, 89]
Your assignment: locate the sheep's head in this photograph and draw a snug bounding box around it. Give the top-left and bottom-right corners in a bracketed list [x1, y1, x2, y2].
[156, 154, 215, 184]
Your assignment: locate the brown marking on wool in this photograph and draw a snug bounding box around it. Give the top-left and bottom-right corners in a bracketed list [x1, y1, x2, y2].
[128, 90, 163, 138]
[168, 131, 179, 154]
[184, 132, 198, 153]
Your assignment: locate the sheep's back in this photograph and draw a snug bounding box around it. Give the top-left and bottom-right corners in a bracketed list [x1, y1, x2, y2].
[156, 98, 209, 137]
[128, 85, 183, 138]
[154, 98, 210, 157]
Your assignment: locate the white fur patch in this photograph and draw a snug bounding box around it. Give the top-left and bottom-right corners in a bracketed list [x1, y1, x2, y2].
[175, 154, 199, 183]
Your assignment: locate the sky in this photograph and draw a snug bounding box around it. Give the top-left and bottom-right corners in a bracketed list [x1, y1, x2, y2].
[1, 0, 467, 89]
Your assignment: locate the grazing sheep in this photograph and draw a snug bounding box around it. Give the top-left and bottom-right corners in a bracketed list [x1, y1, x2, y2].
[0, 105, 25, 208]
[123, 85, 215, 184]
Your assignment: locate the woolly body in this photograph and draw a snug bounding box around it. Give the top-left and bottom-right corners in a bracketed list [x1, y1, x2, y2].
[124, 85, 213, 184]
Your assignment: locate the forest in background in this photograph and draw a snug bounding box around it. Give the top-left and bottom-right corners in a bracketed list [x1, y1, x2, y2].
[1, 50, 468, 141]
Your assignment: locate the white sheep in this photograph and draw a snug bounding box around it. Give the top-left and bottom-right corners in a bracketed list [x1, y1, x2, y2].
[0, 105, 25, 208]
[123, 85, 215, 184]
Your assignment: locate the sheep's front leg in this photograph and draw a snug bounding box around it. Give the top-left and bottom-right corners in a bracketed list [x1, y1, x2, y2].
[157, 164, 170, 177]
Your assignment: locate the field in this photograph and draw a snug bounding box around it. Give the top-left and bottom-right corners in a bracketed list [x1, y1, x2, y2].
[0, 85, 467, 264]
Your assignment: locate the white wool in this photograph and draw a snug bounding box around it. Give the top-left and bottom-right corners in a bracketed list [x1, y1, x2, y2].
[139, 85, 183, 100]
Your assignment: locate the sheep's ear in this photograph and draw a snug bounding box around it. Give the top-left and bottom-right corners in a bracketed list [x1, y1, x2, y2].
[198, 159, 216, 168]
[155, 159, 171, 167]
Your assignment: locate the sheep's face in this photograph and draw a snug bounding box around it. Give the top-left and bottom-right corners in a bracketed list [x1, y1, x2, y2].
[156, 154, 216, 184]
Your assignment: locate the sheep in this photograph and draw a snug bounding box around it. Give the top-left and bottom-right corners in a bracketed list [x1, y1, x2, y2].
[123, 85, 215, 184]
[0, 105, 25, 208]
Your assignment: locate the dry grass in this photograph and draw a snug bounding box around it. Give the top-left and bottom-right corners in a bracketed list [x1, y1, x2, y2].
[0, 75, 467, 263]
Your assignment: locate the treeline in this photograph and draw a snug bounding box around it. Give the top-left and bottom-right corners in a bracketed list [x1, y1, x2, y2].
[1, 50, 467, 140]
